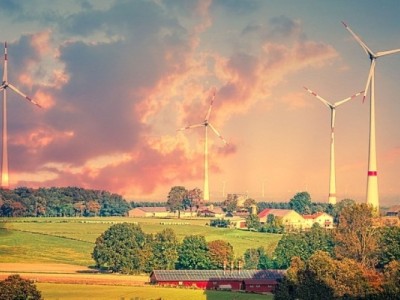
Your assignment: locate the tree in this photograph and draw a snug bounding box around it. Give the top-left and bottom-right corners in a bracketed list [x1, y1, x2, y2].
[381, 260, 400, 298]
[150, 228, 179, 270]
[378, 226, 400, 267]
[275, 252, 379, 300]
[333, 198, 356, 223]
[334, 203, 379, 267]
[85, 200, 101, 216]
[0, 274, 42, 300]
[245, 214, 261, 231]
[185, 188, 203, 211]
[223, 194, 238, 213]
[274, 223, 334, 269]
[243, 248, 260, 269]
[177, 235, 210, 270]
[207, 240, 234, 270]
[166, 186, 187, 218]
[289, 192, 312, 214]
[92, 223, 147, 274]
[243, 198, 257, 212]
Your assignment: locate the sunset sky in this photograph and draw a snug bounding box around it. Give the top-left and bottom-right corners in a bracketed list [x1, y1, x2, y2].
[0, 0, 400, 205]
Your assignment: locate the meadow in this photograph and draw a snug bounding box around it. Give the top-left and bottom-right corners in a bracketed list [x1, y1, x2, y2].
[37, 283, 273, 300]
[0, 217, 280, 300]
[0, 217, 281, 266]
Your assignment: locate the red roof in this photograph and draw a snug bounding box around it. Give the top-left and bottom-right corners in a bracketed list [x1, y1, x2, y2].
[258, 209, 293, 218]
[303, 212, 327, 219]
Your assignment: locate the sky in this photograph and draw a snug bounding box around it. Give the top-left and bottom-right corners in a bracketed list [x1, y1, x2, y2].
[0, 0, 400, 205]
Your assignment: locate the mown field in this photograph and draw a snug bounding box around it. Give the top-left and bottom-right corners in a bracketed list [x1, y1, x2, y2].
[0, 217, 281, 266]
[37, 283, 273, 300]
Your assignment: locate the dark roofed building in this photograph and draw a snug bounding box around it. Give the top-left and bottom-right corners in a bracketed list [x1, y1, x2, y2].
[149, 269, 285, 293]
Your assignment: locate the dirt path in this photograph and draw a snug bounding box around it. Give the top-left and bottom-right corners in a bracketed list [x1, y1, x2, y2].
[0, 263, 148, 286]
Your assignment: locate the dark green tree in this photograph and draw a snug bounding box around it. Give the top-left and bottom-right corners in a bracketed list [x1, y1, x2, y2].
[289, 192, 312, 214]
[92, 223, 146, 274]
[0, 274, 42, 300]
[243, 248, 260, 269]
[274, 223, 334, 268]
[245, 214, 261, 231]
[378, 226, 400, 267]
[177, 235, 210, 270]
[150, 228, 179, 270]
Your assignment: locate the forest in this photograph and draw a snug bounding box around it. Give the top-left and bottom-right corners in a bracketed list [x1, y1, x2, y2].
[0, 187, 130, 217]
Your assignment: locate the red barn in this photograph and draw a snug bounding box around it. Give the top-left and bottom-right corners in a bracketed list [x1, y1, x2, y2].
[149, 269, 285, 293]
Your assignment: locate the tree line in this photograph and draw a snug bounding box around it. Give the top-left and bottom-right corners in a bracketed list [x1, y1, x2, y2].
[92, 223, 235, 274]
[0, 187, 130, 217]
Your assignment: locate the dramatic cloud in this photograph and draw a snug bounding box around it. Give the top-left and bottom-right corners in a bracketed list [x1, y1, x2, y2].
[8, 1, 398, 203]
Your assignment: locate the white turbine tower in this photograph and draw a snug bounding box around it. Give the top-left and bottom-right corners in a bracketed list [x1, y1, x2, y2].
[0, 42, 42, 189]
[178, 88, 227, 201]
[343, 22, 400, 213]
[304, 87, 363, 204]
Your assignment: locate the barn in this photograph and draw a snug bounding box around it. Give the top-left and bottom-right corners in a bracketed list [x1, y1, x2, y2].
[149, 269, 285, 293]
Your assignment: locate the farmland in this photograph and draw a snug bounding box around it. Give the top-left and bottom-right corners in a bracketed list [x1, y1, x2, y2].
[37, 283, 274, 300]
[0, 217, 281, 265]
[0, 217, 281, 299]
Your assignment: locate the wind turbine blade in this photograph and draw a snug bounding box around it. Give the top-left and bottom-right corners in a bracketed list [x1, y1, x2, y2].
[177, 123, 204, 131]
[303, 86, 333, 108]
[204, 88, 216, 121]
[334, 90, 364, 107]
[363, 60, 376, 103]
[342, 21, 375, 57]
[3, 42, 7, 83]
[208, 123, 227, 144]
[376, 48, 400, 57]
[7, 83, 42, 108]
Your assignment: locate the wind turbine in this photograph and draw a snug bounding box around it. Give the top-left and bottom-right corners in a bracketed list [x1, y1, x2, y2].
[178, 88, 227, 201]
[304, 87, 363, 204]
[0, 42, 42, 189]
[342, 22, 400, 212]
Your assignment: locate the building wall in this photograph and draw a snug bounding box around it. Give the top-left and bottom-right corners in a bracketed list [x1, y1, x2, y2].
[281, 211, 306, 229]
[128, 208, 146, 217]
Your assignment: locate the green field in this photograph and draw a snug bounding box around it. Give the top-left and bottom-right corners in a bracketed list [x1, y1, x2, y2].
[37, 283, 273, 300]
[0, 217, 281, 266]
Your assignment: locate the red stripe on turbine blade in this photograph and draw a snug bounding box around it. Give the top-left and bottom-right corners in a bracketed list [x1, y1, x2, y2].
[328, 193, 336, 197]
[312, 92, 317, 96]
[368, 171, 377, 176]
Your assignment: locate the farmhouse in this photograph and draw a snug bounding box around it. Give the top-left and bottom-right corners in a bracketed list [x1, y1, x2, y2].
[258, 208, 334, 230]
[258, 209, 305, 230]
[303, 212, 334, 229]
[149, 269, 285, 293]
[197, 205, 225, 218]
[128, 207, 170, 218]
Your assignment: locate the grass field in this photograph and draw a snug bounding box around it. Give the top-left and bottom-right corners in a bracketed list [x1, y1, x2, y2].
[37, 283, 273, 300]
[0, 217, 281, 266]
[0, 217, 280, 299]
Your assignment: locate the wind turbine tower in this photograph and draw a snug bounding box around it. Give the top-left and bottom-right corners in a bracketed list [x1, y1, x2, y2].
[304, 87, 363, 204]
[343, 22, 400, 213]
[0, 42, 42, 189]
[178, 88, 227, 201]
